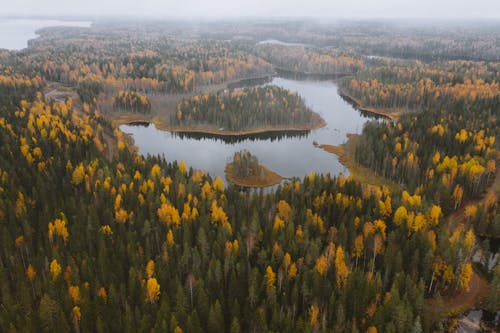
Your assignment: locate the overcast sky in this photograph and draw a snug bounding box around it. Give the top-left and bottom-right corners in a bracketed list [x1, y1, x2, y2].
[3, 0, 500, 19]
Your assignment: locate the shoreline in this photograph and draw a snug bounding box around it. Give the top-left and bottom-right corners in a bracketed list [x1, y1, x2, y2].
[112, 111, 326, 137]
[337, 88, 403, 122]
[318, 134, 399, 190]
[225, 163, 286, 188]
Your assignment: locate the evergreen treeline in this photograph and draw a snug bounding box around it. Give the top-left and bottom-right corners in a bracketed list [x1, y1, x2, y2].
[173, 86, 314, 131]
[0, 74, 483, 332]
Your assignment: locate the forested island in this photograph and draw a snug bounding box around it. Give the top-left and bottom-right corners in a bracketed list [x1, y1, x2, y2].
[225, 150, 284, 187]
[0, 18, 499, 333]
[171, 85, 324, 134]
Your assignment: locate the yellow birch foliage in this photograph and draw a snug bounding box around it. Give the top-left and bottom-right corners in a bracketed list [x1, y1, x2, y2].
[26, 264, 36, 282]
[393, 206, 408, 226]
[212, 176, 224, 191]
[265, 266, 276, 292]
[166, 229, 175, 246]
[71, 163, 85, 185]
[354, 235, 364, 258]
[68, 285, 81, 304]
[335, 246, 349, 287]
[145, 278, 161, 303]
[459, 262, 473, 291]
[179, 160, 187, 175]
[157, 203, 181, 226]
[429, 205, 442, 225]
[309, 304, 319, 326]
[288, 263, 298, 280]
[277, 200, 292, 221]
[48, 214, 69, 243]
[73, 306, 81, 322]
[464, 230, 474, 252]
[145, 260, 155, 278]
[150, 164, 161, 178]
[50, 259, 61, 281]
[315, 255, 328, 276]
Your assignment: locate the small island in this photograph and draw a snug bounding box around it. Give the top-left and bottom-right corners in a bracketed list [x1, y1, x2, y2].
[225, 150, 284, 187]
[171, 85, 325, 134]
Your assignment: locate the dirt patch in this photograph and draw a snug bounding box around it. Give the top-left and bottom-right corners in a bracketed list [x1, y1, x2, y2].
[427, 272, 489, 325]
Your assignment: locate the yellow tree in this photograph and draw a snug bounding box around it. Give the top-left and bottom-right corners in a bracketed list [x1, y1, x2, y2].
[166, 229, 175, 247]
[179, 160, 187, 175]
[459, 262, 473, 291]
[277, 200, 292, 221]
[353, 235, 364, 269]
[157, 203, 180, 226]
[309, 304, 319, 327]
[50, 259, 62, 281]
[335, 246, 349, 288]
[150, 164, 161, 178]
[315, 255, 328, 276]
[212, 176, 224, 191]
[71, 163, 85, 185]
[464, 229, 474, 252]
[265, 266, 276, 293]
[429, 205, 442, 226]
[26, 264, 36, 282]
[464, 205, 477, 223]
[68, 285, 81, 304]
[393, 206, 408, 226]
[283, 252, 291, 272]
[288, 263, 297, 280]
[452, 185, 464, 210]
[145, 278, 161, 303]
[145, 260, 155, 278]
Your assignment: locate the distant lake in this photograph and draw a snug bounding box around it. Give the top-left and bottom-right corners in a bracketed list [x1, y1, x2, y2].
[257, 39, 311, 47]
[0, 18, 91, 50]
[121, 77, 379, 186]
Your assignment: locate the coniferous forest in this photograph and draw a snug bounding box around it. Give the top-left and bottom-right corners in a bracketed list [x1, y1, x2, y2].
[0, 19, 499, 333]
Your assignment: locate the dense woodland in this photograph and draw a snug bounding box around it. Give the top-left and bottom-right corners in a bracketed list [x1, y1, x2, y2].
[339, 59, 499, 217]
[173, 86, 315, 131]
[254, 44, 364, 75]
[0, 19, 499, 332]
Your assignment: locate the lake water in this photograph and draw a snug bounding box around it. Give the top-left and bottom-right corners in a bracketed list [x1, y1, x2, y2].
[0, 18, 91, 50]
[121, 77, 377, 185]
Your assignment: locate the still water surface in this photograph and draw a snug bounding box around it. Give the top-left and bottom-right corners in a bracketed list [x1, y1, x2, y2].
[0, 18, 91, 50]
[121, 77, 377, 185]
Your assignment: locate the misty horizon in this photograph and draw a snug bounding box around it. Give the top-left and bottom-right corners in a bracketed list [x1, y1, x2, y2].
[2, 0, 500, 19]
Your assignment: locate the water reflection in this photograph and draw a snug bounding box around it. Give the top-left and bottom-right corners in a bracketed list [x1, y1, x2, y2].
[172, 130, 309, 144]
[338, 93, 392, 121]
[121, 77, 378, 186]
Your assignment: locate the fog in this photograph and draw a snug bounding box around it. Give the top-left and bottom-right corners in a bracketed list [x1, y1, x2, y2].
[3, 0, 500, 19]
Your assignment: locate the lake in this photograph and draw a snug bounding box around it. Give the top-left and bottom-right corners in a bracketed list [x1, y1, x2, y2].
[0, 18, 91, 50]
[120, 77, 378, 185]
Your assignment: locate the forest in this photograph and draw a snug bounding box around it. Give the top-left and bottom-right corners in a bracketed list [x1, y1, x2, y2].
[0, 19, 498, 333]
[173, 86, 317, 131]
